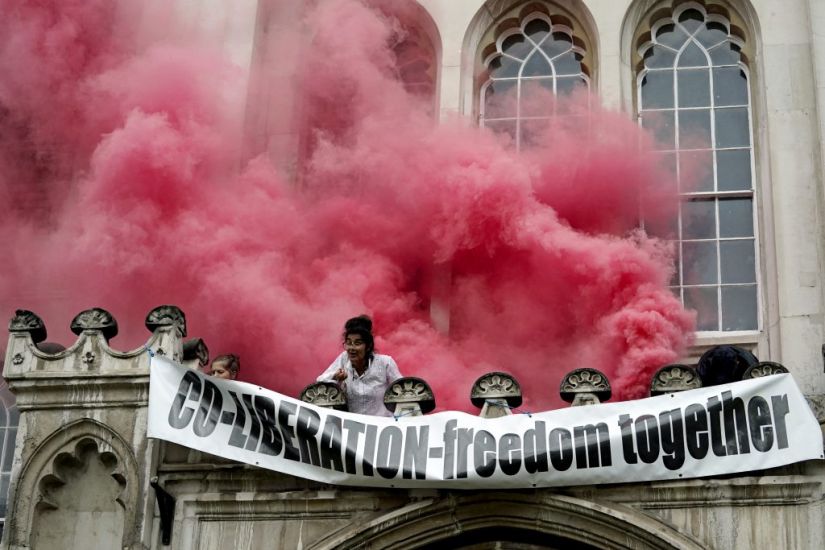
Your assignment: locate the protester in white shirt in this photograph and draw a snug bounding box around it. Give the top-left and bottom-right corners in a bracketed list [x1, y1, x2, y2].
[317, 315, 402, 417]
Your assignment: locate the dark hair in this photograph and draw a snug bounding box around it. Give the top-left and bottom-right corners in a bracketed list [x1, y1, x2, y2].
[343, 315, 375, 360]
[212, 354, 240, 377]
[696, 345, 757, 386]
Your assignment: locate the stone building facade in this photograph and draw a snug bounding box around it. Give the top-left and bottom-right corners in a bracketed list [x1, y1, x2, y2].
[3, 0, 825, 548]
[1, 306, 824, 549]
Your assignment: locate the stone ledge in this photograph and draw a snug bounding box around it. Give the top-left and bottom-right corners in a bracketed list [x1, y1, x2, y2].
[8, 377, 149, 410]
[569, 472, 824, 509]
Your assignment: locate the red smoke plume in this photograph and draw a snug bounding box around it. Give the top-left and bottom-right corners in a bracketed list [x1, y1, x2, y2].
[0, 0, 693, 411]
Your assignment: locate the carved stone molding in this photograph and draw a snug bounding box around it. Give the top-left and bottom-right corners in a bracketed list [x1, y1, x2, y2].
[9, 377, 150, 411]
[583, 476, 824, 510]
[182, 338, 209, 368]
[743, 361, 789, 379]
[8, 309, 47, 344]
[650, 364, 702, 396]
[560, 368, 611, 406]
[145, 305, 187, 337]
[36, 437, 127, 509]
[300, 382, 348, 410]
[6, 419, 141, 549]
[384, 377, 436, 414]
[470, 372, 522, 408]
[315, 492, 707, 550]
[70, 308, 119, 341]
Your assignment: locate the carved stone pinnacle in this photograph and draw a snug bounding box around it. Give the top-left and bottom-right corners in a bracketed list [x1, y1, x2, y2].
[9, 309, 47, 343]
[145, 305, 187, 337]
[70, 308, 118, 341]
[470, 371, 522, 408]
[384, 377, 436, 413]
[650, 364, 702, 396]
[300, 382, 348, 410]
[742, 361, 789, 379]
[560, 368, 611, 404]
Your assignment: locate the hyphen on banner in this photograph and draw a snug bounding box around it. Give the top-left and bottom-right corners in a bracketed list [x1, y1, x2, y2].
[147, 356, 824, 489]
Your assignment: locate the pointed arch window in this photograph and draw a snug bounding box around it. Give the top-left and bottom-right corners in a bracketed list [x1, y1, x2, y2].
[480, 11, 591, 150]
[637, 3, 757, 332]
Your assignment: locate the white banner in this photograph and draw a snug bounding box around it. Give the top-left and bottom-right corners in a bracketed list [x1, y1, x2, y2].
[148, 355, 824, 489]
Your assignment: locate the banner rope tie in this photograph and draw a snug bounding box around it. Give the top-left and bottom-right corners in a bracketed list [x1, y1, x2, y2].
[485, 399, 533, 418]
[392, 409, 420, 420]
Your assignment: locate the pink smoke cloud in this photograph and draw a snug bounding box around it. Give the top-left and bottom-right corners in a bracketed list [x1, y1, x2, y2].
[0, 0, 693, 412]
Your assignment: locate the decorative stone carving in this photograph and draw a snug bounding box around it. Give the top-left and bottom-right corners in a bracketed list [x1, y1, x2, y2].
[145, 305, 187, 337]
[33, 438, 127, 549]
[82, 351, 97, 365]
[470, 372, 522, 408]
[330, 492, 710, 550]
[470, 372, 522, 417]
[182, 338, 209, 368]
[6, 419, 141, 550]
[560, 368, 611, 406]
[12, 353, 24, 365]
[384, 377, 436, 416]
[650, 364, 702, 396]
[9, 309, 47, 343]
[743, 361, 790, 379]
[300, 382, 348, 410]
[70, 308, 119, 341]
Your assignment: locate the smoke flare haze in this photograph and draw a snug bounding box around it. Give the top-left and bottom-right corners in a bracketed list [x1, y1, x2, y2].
[0, 0, 694, 410]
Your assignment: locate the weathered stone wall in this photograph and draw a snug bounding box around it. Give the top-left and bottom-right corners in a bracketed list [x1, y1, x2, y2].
[1, 307, 186, 550]
[153, 447, 825, 549]
[2, 308, 824, 549]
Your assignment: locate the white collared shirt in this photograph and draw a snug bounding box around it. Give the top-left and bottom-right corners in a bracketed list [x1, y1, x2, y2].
[317, 352, 402, 417]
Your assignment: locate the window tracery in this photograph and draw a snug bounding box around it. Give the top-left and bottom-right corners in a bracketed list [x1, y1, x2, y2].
[479, 5, 592, 150]
[636, 2, 757, 332]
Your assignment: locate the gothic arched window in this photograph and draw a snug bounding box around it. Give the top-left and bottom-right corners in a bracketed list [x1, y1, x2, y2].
[480, 8, 592, 150]
[636, 3, 757, 332]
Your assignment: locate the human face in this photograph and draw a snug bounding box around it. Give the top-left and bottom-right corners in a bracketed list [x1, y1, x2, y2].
[211, 363, 235, 380]
[344, 334, 367, 368]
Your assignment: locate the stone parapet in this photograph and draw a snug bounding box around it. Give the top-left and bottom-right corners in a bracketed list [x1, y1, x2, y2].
[2, 308, 824, 549]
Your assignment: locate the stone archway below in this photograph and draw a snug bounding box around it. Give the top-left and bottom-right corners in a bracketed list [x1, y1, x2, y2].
[312, 492, 707, 550]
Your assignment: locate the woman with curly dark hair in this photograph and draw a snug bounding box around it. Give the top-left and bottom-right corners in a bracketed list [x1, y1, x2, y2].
[317, 315, 402, 416]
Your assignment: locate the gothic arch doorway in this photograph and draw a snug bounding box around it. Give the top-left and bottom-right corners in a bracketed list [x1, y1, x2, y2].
[426, 526, 600, 549]
[313, 492, 707, 550]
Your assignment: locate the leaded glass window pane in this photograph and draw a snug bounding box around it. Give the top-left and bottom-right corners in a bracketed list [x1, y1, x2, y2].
[722, 285, 758, 330]
[639, 7, 757, 332]
[480, 15, 590, 151]
[641, 72, 674, 109]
